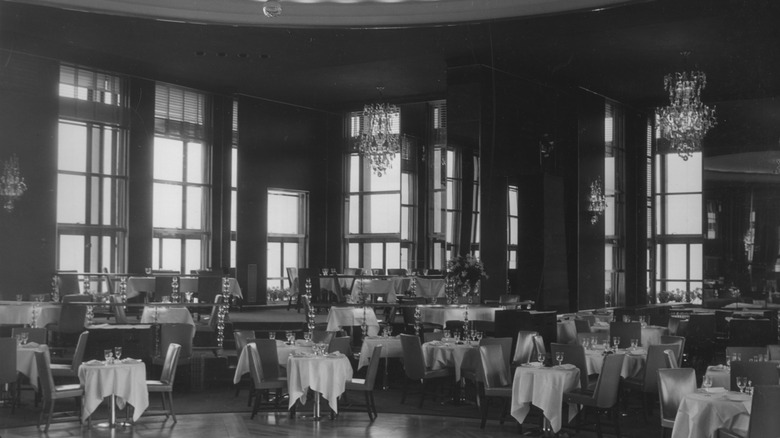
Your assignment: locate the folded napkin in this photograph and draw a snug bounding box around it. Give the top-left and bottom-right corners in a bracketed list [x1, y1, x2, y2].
[295, 340, 313, 347]
[710, 364, 727, 371]
[703, 387, 727, 394]
[553, 364, 577, 370]
[20, 342, 40, 349]
[84, 359, 103, 366]
[121, 358, 141, 364]
[629, 348, 647, 355]
[326, 352, 343, 358]
[521, 362, 544, 368]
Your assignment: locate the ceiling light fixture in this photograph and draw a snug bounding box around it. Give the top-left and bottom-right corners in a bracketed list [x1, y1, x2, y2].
[262, 0, 282, 18]
[656, 54, 716, 161]
[359, 87, 400, 177]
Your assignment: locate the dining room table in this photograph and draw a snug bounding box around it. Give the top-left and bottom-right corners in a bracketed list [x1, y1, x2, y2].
[584, 348, 646, 379]
[233, 340, 315, 382]
[422, 339, 480, 381]
[286, 351, 353, 420]
[418, 305, 499, 327]
[326, 306, 380, 336]
[78, 358, 149, 427]
[411, 277, 446, 300]
[139, 305, 195, 326]
[671, 388, 752, 438]
[349, 277, 407, 303]
[510, 363, 581, 433]
[16, 342, 47, 389]
[0, 300, 61, 327]
[357, 335, 401, 389]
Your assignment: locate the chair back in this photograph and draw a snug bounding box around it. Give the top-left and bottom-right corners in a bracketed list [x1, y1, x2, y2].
[664, 349, 678, 369]
[729, 361, 780, 391]
[71, 331, 89, 371]
[725, 346, 767, 362]
[573, 319, 591, 333]
[387, 269, 407, 276]
[513, 330, 538, 364]
[328, 336, 353, 356]
[550, 343, 589, 389]
[424, 331, 444, 343]
[657, 368, 696, 423]
[57, 272, 81, 295]
[445, 320, 466, 335]
[747, 385, 780, 438]
[312, 329, 333, 344]
[499, 294, 520, 305]
[253, 338, 282, 381]
[532, 334, 546, 359]
[609, 321, 641, 348]
[160, 323, 195, 362]
[56, 299, 88, 333]
[479, 344, 510, 388]
[768, 344, 780, 361]
[34, 350, 56, 400]
[197, 276, 224, 306]
[108, 294, 128, 324]
[233, 329, 256, 353]
[660, 335, 685, 366]
[400, 334, 426, 380]
[667, 316, 683, 336]
[208, 295, 225, 330]
[591, 353, 625, 408]
[363, 345, 383, 389]
[12, 327, 47, 344]
[479, 337, 512, 372]
[642, 344, 679, 393]
[371, 269, 385, 276]
[0, 338, 17, 385]
[246, 343, 266, 385]
[286, 267, 299, 296]
[159, 343, 182, 384]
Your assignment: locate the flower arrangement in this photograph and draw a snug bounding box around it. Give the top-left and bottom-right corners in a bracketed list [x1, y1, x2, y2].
[446, 255, 488, 288]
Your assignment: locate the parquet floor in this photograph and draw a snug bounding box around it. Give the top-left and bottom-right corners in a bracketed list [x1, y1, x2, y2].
[1, 412, 527, 438]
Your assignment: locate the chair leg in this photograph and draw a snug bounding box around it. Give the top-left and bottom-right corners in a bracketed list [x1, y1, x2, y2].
[160, 393, 169, 419]
[480, 396, 489, 429]
[45, 399, 56, 432]
[418, 379, 427, 408]
[363, 391, 373, 420]
[167, 392, 176, 424]
[400, 377, 407, 404]
[251, 391, 261, 419]
[612, 407, 621, 438]
[369, 392, 377, 419]
[595, 408, 603, 438]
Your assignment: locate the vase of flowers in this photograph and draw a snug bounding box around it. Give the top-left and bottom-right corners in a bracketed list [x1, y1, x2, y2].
[446, 255, 488, 304]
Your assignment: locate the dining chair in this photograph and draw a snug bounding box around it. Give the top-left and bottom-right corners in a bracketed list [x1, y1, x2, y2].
[512, 330, 538, 366]
[286, 267, 301, 312]
[725, 346, 767, 362]
[387, 268, 407, 276]
[328, 336, 355, 367]
[343, 344, 383, 420]
[0, 337, 18, 413]
[659, 335, 685, 367]
[574, 319, 592, 334]
[657, 368, 697, 438]
[462, 337, 512, 386]
[34, 350, 84, 431]
[532, 334, 547, 363]
[609, 321, 641, 348]
[154, 323, 195, 369]
[767, 344, 780, 361]
[563, 353, 626, 438]
[246, 343, 288, 418]
[551, 343, 594, 390]
[46, 295, 89, 349]
[717, 385, 780, 438]
[253, 339, 285, 385]
[663, 350, 679, 369]
[477, 344, 513, 429]
[146, 342, 182, 423]
[423, 330, 444, 342]
[107, 294, 129, 324]
[622, 343, 679, 423]
[311, 329, 333, 344]
[399, 334, 453, 408]
[400, 297, 440, 334]
[12, 327, 47, 345]
[728, 360, 780, 391]
[51, 331, 88, 382]
[232, 330, 256, 400]
[56, 272, 81, 296]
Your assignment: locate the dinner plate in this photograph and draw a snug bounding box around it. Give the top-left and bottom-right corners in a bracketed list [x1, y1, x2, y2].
[704, 387, 727, 394]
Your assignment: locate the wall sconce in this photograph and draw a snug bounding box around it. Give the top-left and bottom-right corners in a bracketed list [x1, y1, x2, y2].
[0, 154, 27, 212]
[587, 177, 607, 225]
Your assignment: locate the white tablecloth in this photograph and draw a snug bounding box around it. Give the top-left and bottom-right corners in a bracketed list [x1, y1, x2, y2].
[140, 306, 195, 326]
[419, 306, 498, 327]
[349, 278, 408, 303]
[125, 277, 243, 300]
[422, 341, 479, 381]
[0, 301, 61, 327]
[326, 307, 379, 336]
[78, 361, 149, 422]
[233, 342, 315, 383]
[585, 350, 646, 379]
[16, 343, 47, 389]
[357, 336, 402, 369]
[413, 278, 446, 299]
[286, 354, 353, 413]
[511, 364, 581, 433]
[671, 391, 751, 438]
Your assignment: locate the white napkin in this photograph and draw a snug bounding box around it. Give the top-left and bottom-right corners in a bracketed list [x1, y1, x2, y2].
[553, 363, 577, 370]
[121, 358, 141, 364]
[84, 359, 103, 366]
[522, 362, 543, 368]
[20, 342, 40, 349]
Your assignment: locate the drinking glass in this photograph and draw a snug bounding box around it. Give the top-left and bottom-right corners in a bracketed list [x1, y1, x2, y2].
[114, 346, 122, 361]
[581, 338, 590, 349]
[145, 268, 152, 275]
[268, 331, 276, 340]
[104, 349, 114, 364]
[443, 330, 451, 341]
[630, 339, 638, 351]
[20, 332, 28, 345]
[476, 331, 483, 342]
[15, 294, 23, 302]
[622, 315, 631, 323]
[556, 352, 564, 365]
[612, 336, 621, 350]
[14, 334, 21, 346]
[537, 352, 546, 365]
[454, 333, 461, 343]
[701, 375, 712, 394]
[184, 292, 193, 303]
[736, 377, 746, 393]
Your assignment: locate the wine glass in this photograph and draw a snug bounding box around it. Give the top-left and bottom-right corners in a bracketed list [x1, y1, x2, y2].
[145, 267, 152, 275]
[114, 346, 122, 362]
[612, 336, 621, 350]
[20, 332, 28, 345]
[104, 349, 114, 365]
[556, 351, 564, 366]
[268, 331, 276, 341]
[701, 375, 712, 395]
[737, 376, 746, 393]
[581, 338, 590, 349]
[476, 331, 483, 342]
[537, 352, 546, 365]
[630, 339, 638, 351]
[443, 330, 451, 341]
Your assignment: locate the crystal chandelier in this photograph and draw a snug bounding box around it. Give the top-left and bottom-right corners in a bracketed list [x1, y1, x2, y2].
[0, 154, 27, 212]
[587, 177, 607, 225]
[359, 100, 400, 177]
[657, 70, 717, 160]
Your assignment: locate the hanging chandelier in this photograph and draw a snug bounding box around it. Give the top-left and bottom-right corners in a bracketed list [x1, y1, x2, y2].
[656, 70, 717, 160]
[0, 154, 27, 212]
[587, 177, 607, 225]
[359, 97, 400, 177]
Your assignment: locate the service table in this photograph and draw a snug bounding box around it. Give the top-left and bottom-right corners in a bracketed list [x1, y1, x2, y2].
[286, 353, 353, 420]
[671, 389, 751, 438]
[510, 363, 581, 433]
[16, 342, 46, 389]
[139, 306, 195, 326]
[418, 305, 498, 327]
[584, 348, 646, 379]
[422, 340, 479, 381]
[78, 359, 149, 427]
[326, 306, 379, 336]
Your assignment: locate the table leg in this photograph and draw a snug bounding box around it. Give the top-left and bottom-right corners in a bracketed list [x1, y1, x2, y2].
[95, 394, 130, 428]
[382, 357, 389, 390]
[313, 391, 322, 421]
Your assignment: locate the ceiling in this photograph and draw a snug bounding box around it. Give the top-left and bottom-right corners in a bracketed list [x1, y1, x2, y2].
[0, 0, 778, 125]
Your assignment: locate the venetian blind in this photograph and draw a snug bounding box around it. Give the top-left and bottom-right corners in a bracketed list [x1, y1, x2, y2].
[154, 83, 205, 140]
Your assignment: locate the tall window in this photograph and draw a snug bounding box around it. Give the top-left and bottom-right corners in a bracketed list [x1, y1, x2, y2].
[57, 65, 127, 289]
[471, 155, 481, 258]
[230, 100, 238, 268]
[345, 108, 415, 271]
[429, 101, 451, 270]
[267, 189, 308, 293]
[508, 185, 519, 269]
[655, 124, 703, 295]
[646, 119, 656, 302]
[605, 102, 625, 307]
[152, 84, 210, 273]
